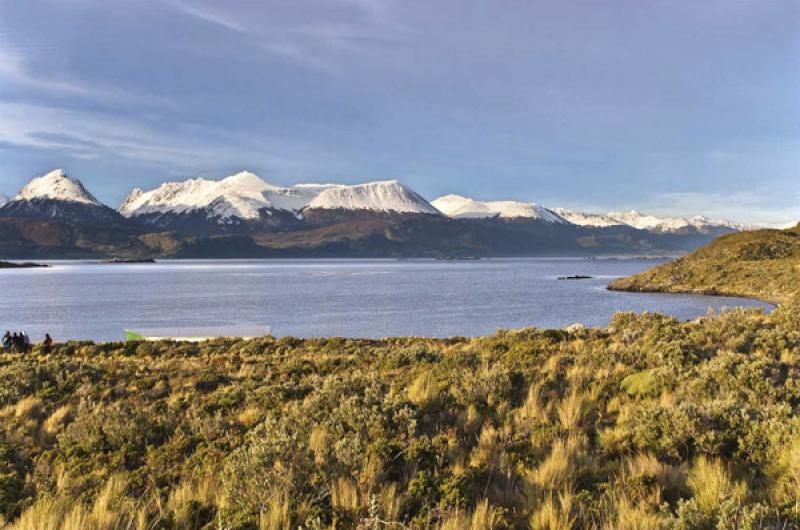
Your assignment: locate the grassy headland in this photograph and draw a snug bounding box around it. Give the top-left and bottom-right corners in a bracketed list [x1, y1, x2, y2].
[609, 224, 800, 304]
[1, 303, 800, 529]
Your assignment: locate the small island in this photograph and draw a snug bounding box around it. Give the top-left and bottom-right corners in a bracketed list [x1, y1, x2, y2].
[558, 274, 593, 280]
[0, 260, 49, 269]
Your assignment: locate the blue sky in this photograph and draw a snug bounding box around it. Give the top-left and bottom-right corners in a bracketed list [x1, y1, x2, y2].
[0, 0, 797, 225]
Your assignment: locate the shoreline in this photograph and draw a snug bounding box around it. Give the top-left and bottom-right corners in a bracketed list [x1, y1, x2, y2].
[18, 299, 775, 346]
[606, 282, 783, 307]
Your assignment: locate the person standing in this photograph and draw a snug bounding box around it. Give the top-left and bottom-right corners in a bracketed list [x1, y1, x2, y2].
[11, 332, 20, 353]
[2, 332, 11, 353]
[22, 332, 31, 354]
[43, 334, 53, 354]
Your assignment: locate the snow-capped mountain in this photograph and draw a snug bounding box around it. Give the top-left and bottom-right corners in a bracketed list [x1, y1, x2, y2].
[306, 180, 439, 214]
[0, 169, 127, 228]
[0, 167, 759, 258]
[14, 169, 101, 205]
[431, 195, 745, 235]
[551, 208, 624, 228]
[120, 173, 438, 226]
[606, 210, 746, 234]
[119, 171, 336, 221]
[431, 194, 567, 222]
[0, 193, 9, 208]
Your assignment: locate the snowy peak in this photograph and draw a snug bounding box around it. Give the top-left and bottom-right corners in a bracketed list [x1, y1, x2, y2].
[14, 169, 101, 205]
[0, 193, 8, 208]
[121, 175, 437, 220]
[606, 209, 744, 233]
[431, 196, 745, 232]
[551, 208, 624, 228]
[431, 194, 567, 223]
[119, 171, 321, 221]
[306, 180, 439, 214]
[606, 210, 669, 231]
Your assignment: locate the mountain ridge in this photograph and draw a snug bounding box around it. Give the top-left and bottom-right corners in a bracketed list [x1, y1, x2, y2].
[0, 169, 766, 259]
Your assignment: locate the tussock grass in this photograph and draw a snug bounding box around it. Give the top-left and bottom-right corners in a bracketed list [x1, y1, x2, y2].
[530, 490, 575, 530]
[530, 435, 589, 494]
[688, 456, 747, 515]
[14, 396, 43, 421]
[408, 371, 442, 407]
[43, 404, 73, 434]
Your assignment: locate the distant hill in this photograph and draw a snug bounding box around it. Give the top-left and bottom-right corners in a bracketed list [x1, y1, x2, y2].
[609, 223, 800, 304]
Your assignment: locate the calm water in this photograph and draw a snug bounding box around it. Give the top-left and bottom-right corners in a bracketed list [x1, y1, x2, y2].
[0, 258, 770, 342]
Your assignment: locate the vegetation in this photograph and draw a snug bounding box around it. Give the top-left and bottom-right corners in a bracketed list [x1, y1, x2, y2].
[609, 224, 800, 304]
[0, 302, 799, 529]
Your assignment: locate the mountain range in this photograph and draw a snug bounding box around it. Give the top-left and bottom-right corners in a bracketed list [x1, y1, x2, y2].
[0, 169, 758, 259]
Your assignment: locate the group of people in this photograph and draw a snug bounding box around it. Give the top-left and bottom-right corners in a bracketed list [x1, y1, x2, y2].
[2, 331, 52, 354]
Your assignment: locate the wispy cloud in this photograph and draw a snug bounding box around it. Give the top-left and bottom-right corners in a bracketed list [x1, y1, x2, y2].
[166, 0, 406, 73]
[0, 41, 175, 109]
[0, 101, 348, 197]
[0, 45, 93, 96]
[164, 1, 248, 34]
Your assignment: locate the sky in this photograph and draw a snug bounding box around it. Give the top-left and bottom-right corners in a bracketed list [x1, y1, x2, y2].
[0, 0, 798, 226]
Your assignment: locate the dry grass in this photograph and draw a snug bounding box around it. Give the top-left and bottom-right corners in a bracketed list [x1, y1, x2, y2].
[258, 493, 291, 530]
[91, 474, 130, 529]
[469, 499, 502, 530]
[516, 383, 546, 425]
[309, 426, 329, 465]
[555, 390, 592, 432]
[621, 453, 687, 504]
[768, 436, 800, 504]
[14, 396, 44, 421]
[43, 404, 73, 434]
[688, 456, 747, 514]
[167, 476, 220, 529]
[10, 497, 67, 530]
[530, 490, 575, 530]
[605, 498, 664, 530]
[470, 424, 501, 469]
[530, 436, 588, 494]
[408, 371, 441, 407]
[439, 499, 501, 530]
[380, 483, 403, 522]
[331, 477, 361, 511]
[236, 405, 262, 428]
